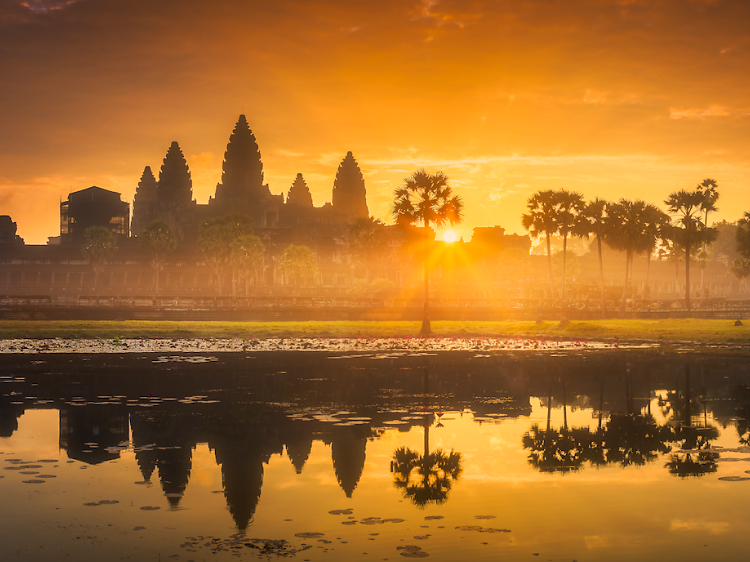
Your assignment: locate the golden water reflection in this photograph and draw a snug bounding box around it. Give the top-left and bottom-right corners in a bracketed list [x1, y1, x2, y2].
[1, 352, 750, 561]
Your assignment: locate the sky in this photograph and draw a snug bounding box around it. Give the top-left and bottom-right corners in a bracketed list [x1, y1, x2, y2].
[1, 0, 748, 244]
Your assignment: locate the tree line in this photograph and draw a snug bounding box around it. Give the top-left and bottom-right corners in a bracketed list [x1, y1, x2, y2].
[519, 179, 745, 316]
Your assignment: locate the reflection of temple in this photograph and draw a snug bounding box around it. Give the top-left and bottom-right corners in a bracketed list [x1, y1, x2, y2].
[211, 434, 278, 530]
[0, 396, 24, 438]
[330, 426, 369, 498]
[130, 411, 196, 507]
[59, 405, 129, 464]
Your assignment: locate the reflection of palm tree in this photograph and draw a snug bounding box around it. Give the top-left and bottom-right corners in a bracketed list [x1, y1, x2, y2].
[665, 425, 719, 478]
[392, 443, 462, 507]
[604, 414, 673, 467]
[392, 364, 462, 507]
[522, 424, 586, 473]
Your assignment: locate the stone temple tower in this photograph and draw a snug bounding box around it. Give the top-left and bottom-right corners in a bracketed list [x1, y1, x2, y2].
[213, 114, 268, 207]
[157, 141, 193, 209]
[156, 141, 195, 241]
[286, 173, 314, 208]
[131, 166, 158, 237]
[332, 151, 368, 220]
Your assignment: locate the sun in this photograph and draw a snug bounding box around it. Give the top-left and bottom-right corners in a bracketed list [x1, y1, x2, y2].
[443, 230, 457, 243]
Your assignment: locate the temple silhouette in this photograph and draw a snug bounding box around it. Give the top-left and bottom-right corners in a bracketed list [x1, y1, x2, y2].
[130, 115, 368, 244]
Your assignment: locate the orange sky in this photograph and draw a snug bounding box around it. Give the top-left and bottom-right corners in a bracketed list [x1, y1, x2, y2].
[1, 0, 748, 244]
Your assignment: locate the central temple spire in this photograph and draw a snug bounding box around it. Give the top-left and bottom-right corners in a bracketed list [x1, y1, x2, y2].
[214, 114, 264, 204]
[332, 151, 368, 219]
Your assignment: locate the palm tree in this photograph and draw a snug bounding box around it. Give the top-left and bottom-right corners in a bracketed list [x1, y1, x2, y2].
[139, 220, 176, 294]
[392, 170, 463, 335]
[554, 190, 585, 300]
[697, 179, 719, 296]
[665, 190, 718, 312]
[231, 234, 265, 295]
[522, 190, 558, 299]
[581, 198, 610, 318]
[81, 226, 117, 292]
[606, 199, 663, 316]
[642, 206, 670, 297]
[278, 244, 318, 288]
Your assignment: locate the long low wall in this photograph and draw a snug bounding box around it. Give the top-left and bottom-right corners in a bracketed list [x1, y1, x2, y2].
[1, 303, 748, 322]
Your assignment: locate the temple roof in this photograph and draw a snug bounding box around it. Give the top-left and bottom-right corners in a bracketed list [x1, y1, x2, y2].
[286, 173, 314, 208]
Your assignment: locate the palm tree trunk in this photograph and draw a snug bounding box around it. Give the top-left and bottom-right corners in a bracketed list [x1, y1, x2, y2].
[619, 250, 630, 317]
[598, 238, 606, 319]
[685, 244, 691, 312]
[546, 233, 554, 300]
[155, 269, 160, 295]
[231, 265, 237, 298]
[420, 224, 432, 335]
[562, 234, 568, 300]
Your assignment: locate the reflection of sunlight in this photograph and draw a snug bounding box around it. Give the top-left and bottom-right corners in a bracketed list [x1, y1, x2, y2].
[443, 230, 457, 243]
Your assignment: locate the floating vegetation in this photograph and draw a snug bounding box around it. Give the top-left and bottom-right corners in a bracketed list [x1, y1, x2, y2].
[718, 476, 750, 481]
[397, 545, 429, 558]
[474, 515, 497, 519]
[84, 500, 119, 506]
[329, 509, 353, 515]
[22, 479, 45, 484]
[424, 516, 444, 520]
[38, 474, 56, 478]
[294, 532, 324, 538]
[0, 336, 654, 356]
[140, 506, 161, 510]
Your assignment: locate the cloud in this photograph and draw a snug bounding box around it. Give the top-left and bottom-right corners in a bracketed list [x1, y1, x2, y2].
[669, 105, 750, 119]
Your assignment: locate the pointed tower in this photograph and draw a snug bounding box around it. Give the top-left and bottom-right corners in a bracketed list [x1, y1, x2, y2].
[214, 115, 265, 205]
[286, 173, 314, 208]
[331, 428, 367, 498]
[131, 166, 158, 237]
[157, 141, 193, 209]
[332, 151, 368, 220]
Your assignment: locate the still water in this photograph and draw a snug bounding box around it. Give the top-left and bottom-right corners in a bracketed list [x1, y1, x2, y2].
[2, 351, 750, 561]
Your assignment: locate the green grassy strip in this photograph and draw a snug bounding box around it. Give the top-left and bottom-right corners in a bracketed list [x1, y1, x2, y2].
[0, 319, 747, 343]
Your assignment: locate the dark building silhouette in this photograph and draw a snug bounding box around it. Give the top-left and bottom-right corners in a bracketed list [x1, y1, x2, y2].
[60, 186, 129, 245]
[0, 216, 24, 245]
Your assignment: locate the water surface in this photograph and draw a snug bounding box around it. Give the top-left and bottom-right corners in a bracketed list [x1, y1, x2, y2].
[2, 351, 750, 561]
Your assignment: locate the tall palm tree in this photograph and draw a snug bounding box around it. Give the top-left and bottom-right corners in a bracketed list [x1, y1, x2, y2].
[642, 206, 670, 296]
[697, 179, 719, 296]
[665, 190, 718, 312]
[81, 226, 118, 292]
[581, 198, 610, 318]
[555, 190, 585, 300]
[392, 170, 463, 335]
[606, 199, 662, 317]
[521, 190, 559, 299]
[139, 220, 176, 294]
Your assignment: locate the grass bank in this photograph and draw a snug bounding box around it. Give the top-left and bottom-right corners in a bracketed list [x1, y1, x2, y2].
[0, 319, 747, 343]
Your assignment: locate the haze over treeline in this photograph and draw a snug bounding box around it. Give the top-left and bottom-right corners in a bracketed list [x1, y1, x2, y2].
[1, 0, 748, 244]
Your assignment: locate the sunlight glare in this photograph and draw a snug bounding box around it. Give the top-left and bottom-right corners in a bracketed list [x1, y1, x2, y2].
[443, 230, 457, 243]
